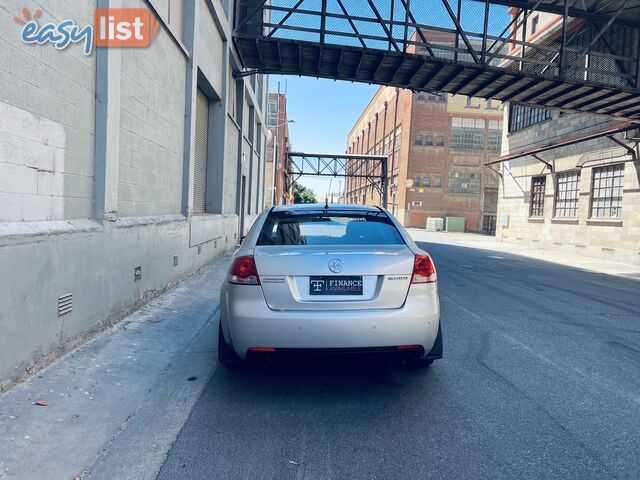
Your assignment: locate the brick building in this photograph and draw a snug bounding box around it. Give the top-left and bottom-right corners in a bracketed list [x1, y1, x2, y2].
[345, 88, 503, 232]
[495, 9, 640, 265]
[264, 93, 291, 206]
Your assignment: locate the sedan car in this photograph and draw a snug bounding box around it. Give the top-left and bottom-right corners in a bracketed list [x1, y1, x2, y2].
[219, 203, 441, 367]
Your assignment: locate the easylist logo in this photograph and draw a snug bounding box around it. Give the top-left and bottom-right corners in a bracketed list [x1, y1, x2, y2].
[94, 8, 159, 48]
[15, 7, 159, 55]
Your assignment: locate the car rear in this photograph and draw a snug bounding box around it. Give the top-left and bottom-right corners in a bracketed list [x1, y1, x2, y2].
[219, 205, 441, 364]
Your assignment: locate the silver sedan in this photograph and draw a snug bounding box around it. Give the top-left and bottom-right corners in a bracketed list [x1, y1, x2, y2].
[219, 204, 441, 367]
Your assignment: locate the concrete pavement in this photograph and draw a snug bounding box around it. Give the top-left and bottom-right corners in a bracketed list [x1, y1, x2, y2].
[0, 255, 230, 480]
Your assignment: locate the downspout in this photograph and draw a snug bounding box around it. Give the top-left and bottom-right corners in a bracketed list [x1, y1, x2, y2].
[389, 88, 400, 209]
[373, 112, 379, 201]
[381, 101, 389, 205]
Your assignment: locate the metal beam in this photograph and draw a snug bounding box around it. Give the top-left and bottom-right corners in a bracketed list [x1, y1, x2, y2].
[266, 0, 304, 38]
[607, 135, 637, 159]
[234, 0, 640, 121]
[366, 0, 401, 52]
[487, 123, 637, 164]
[440, 0, 480, 64]
[336, 0, 367, 49]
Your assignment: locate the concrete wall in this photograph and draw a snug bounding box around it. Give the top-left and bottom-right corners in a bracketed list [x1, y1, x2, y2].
[497, 107, 640, 265]
[0, 0, 267, 391]
[118, 5, 186, 217]
[0, 0, 97, 222]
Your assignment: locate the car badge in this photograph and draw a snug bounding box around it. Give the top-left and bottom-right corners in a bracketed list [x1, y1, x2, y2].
[328, 259, 343, 273]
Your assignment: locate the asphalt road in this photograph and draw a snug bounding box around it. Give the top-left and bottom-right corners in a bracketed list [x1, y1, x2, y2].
[156, 241, 640, 480]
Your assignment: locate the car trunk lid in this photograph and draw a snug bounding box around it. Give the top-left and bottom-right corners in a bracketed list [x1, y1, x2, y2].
[254, 245, 414, 311]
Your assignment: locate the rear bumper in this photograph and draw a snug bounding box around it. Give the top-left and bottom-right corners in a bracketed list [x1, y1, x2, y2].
[221, 283, 440, 360]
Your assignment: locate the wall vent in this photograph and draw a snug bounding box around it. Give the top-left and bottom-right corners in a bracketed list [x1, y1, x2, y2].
[173, 255, 179, 266]
[134, 266, 142, 281]
[197, 245, 202, 255]
[58, 293, 72, 317]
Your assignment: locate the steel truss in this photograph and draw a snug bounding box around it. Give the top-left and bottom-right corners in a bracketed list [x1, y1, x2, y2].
[234, 0, 640, 121]
[287, 152, 388, 207]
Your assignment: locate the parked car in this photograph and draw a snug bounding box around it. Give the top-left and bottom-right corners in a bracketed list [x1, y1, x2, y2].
[219, 203, 441, 367]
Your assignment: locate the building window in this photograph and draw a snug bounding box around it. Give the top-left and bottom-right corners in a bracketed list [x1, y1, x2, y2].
[554, 171, 580, 218]
[414, 133, 423, 145]
[422, 176, 431, 187]
[435, 135, 444, 146]
[486, 99, 500, 110]
[385, 133, 392, 152]
[591, 164, 624, 218]
[508, 104, 551, 132]
[451, 117, 484, 150]
[432, 175, 442, 188]
[424, 134, 433, 146]
[267, 100, 278, 127]
[531, 15, 539, 35]
[394, 125, 402, 149]
[465, 97, 480, 109]
[529, 176, 546, 217]
[448, 171, 481, 194]
[487, 120, 502, 151]
[417, 92, 425, 102]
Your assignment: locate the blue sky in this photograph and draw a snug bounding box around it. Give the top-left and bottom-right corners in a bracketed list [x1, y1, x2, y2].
[268, 75, 379, 200]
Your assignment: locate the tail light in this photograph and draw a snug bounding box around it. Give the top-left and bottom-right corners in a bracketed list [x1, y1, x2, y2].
[228, 255, 260, 285]
[411, 254, 436, 284]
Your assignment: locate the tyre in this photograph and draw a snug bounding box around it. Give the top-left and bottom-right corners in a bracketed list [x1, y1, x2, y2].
[218, 321, 242, 368]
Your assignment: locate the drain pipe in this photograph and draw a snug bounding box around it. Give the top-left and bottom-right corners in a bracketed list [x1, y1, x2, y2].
[389, 88, 400, 209]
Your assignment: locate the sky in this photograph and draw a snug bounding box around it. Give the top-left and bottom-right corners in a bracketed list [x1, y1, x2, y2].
[268, 75, 379, 201]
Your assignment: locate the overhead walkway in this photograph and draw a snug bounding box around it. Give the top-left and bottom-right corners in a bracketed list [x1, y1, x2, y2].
[287, 151, 388, 206]
[234, 0, 640, 121]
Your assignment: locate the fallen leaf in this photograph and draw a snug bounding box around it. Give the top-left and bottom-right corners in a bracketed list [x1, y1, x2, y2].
[35, 399, 48, 406]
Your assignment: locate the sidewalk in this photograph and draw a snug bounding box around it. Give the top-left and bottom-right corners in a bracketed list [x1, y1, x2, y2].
[408, 229, 640, 279]
[0, 255, 231, 480]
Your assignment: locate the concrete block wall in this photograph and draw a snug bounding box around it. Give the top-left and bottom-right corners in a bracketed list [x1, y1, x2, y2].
[0, 0, 97, 222]
[497, 108, 640, 265]
[0, 0, 268, 391]
[118, 15, 187, 217]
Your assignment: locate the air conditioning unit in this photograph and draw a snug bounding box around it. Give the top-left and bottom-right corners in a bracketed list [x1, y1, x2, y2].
[411, 201, 423, 207]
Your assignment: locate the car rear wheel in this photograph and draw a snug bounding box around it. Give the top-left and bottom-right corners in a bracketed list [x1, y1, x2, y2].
[218, 322, 242, 368]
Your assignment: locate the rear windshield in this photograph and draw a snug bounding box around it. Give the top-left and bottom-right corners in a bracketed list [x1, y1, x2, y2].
[257, 210, 405, 246]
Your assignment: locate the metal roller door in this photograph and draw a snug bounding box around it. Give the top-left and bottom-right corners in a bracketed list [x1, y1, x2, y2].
[193, 89, 209, 214]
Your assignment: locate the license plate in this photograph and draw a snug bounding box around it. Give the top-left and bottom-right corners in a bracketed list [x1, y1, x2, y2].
[309, 276, 363, 296]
